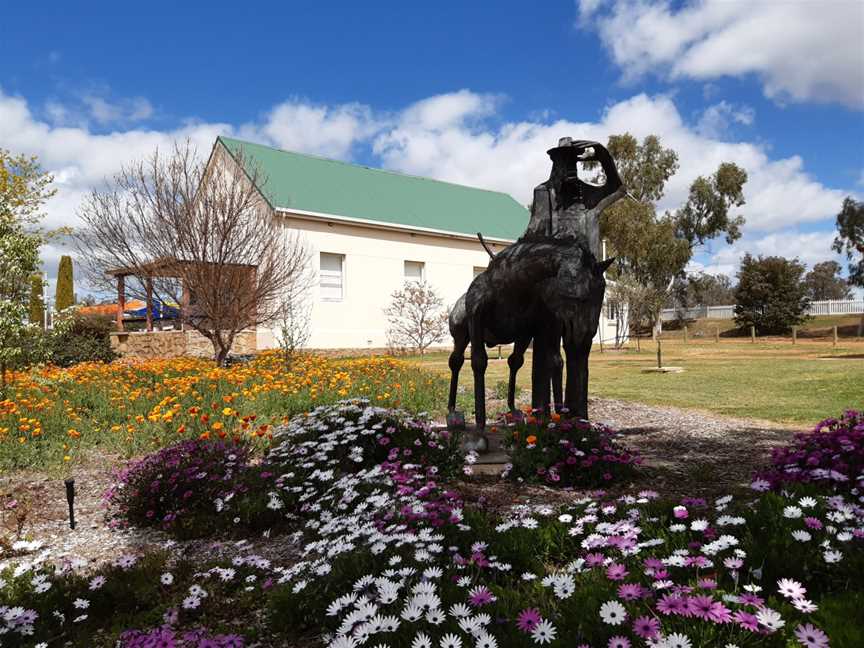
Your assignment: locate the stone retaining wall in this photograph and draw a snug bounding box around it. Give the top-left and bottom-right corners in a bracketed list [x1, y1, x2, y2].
[110, 330, 257, 360]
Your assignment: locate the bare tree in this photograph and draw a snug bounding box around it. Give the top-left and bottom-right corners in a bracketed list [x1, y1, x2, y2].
[75, 140, 311, 365]
[276, 292, 311, 370]
[384, 281, 449, 355]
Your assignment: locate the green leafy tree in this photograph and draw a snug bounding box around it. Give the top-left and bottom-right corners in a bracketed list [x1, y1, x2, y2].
[597, 134, 748, 335]
[28, 274, 45, 326]
[832, 196, 864, 335]
[733, 254, 810, 335]
[803, 260, 852, 301]
[670, 272, 736, 315]
[0, 150, 54, 390]
[55, 255, 75, 312]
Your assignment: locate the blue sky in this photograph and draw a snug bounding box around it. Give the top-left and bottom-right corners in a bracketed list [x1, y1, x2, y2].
[1, 0, 862, 295]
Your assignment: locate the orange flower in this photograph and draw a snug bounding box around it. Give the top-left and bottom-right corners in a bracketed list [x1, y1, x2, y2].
[526, 435, 537, 445]
[176, 424, 186, 434]
[551, 413, 561, 422]
[199, 431, 210, 440]
[212, 421, 223, 431]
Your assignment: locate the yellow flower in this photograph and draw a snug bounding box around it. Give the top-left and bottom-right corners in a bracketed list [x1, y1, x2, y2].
[63, 455, 71, 462]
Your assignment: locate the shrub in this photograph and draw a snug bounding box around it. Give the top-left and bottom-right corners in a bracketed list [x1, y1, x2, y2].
[754, 409, 863, 495]
[105, 438, 283, 538]
[500, 411, 640, 487]
[48, 309, 116, 367]
[266, 399, 463, 481]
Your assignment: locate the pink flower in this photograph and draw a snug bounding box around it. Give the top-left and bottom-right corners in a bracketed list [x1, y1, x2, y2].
[606, 563, 629, 581]
[516, 608, 541, 632]
[805, 516, 823, 530]
[632, 616, 660, 639]
[795, 623, 830, 648]
[608, 637, 631, 648]
[673, 505, 689, 519]
[733, 610, 760, 632]
[617, 583, 643, 601]
[656, 594, 687, 616]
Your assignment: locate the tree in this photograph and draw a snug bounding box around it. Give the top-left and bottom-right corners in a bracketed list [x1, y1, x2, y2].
[832, 196, 864, 335]
[597, 134, 748, 335]
[276, 294, 311, 371]
[55, 255, 75, 312]
[803, 261, 852, 301]
[28, 274, 45, 327]
[670, 272, 736, 314]
[384, 281, 449, 355]
[733, 254, 810, 335]
[75, 140, 311, 365]
[0, 150, 54, 391]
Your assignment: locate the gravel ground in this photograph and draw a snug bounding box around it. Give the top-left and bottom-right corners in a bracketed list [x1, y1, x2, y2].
[1, 398, 801, 572]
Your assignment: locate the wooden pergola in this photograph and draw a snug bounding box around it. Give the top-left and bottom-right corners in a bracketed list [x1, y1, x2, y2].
[106, 258, 190, 333]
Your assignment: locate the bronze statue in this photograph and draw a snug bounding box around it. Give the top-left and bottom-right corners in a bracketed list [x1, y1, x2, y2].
[447, 139, 625, 447]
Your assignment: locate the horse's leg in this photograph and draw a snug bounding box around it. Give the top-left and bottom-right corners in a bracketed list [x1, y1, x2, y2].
[447, 326, 469, 412]
[550, 326, 564, 413]
[507, 336, 530, 412]
[469, 319, 489, 432]
[530, 324, 553, 415]
[564, 330, 593, 419]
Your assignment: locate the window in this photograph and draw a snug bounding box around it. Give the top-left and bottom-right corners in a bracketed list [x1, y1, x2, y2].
[473, 266, 486, 278]
[320, 253, 344, 300]
[404, 260, 424, 282]
[606, 301, 616, 321]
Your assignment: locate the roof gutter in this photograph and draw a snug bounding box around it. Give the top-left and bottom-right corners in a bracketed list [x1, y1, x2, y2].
[274, 206, 517, 245]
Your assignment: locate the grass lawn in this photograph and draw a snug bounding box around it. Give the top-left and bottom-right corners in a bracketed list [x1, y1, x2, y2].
[415, 335, 864, 425]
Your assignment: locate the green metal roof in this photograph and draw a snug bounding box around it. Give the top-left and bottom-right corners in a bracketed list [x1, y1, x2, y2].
[218, 136, 527, 241]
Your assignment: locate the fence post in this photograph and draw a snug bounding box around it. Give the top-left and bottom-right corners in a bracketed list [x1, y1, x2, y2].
[715, 326, 720, 343]
[792, 326, 797, 345]
[833, 325, 838, 347]
[683, 325, 688, 344]
[750, 325, 756, 344]
[656, 337, 662, 369]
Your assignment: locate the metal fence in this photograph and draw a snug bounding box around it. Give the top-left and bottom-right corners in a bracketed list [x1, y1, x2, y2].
[660, 299, 864, 322]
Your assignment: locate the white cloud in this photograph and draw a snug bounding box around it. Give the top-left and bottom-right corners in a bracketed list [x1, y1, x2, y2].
[1, 86, 854, 288]
[375, 91, 849, 232]
[696, 101, 754, 138]
[577, 0, 864, 108]
[81, 94, 154, 125]
[238, 100, 381, 159]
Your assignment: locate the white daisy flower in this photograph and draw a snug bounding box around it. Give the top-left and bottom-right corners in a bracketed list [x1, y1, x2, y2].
[599, 600, 627, 625]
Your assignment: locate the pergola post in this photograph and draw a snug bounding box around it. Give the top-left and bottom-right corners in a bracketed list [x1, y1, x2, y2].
[180, 280, 190, 332]
[145, 277, 154, 332]
[116, 275, 125, 332]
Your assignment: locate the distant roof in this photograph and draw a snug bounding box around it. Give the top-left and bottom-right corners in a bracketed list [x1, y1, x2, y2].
[217, 136, 528, 241]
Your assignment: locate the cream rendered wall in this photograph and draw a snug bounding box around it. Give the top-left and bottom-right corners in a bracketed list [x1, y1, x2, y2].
[256, 212, 624, 350]
[264, 214, 506, 349]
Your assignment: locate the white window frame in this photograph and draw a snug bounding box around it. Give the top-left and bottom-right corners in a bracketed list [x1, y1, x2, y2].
[320, 252, 345, 301]
[404, 260, 425, 282]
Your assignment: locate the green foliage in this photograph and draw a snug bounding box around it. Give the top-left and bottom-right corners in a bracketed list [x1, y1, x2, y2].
[597, 133, 747, 330]
[734, 253, 810, 334]
[28, 274, 45, 326]
[832, 196, 864, 288]
[47, 309, 116, 367]
[670, 272, 735, 311]
[105, 438, 284, 539]
[804, 260, 852, 301]
[500, 413, 639, 487]
[55, 254, 75, 312]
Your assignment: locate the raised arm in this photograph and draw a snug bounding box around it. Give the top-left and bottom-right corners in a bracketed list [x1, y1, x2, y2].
[571, 141, 625, 212]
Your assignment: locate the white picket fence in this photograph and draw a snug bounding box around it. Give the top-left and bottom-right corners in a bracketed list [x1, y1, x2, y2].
[660, 299, 864, 322]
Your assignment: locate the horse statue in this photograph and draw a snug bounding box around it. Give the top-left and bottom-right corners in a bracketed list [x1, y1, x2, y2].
[447, 138, 625, 447]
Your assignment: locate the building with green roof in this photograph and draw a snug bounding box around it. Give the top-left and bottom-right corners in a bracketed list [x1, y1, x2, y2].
[209, 136, 622, 350]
